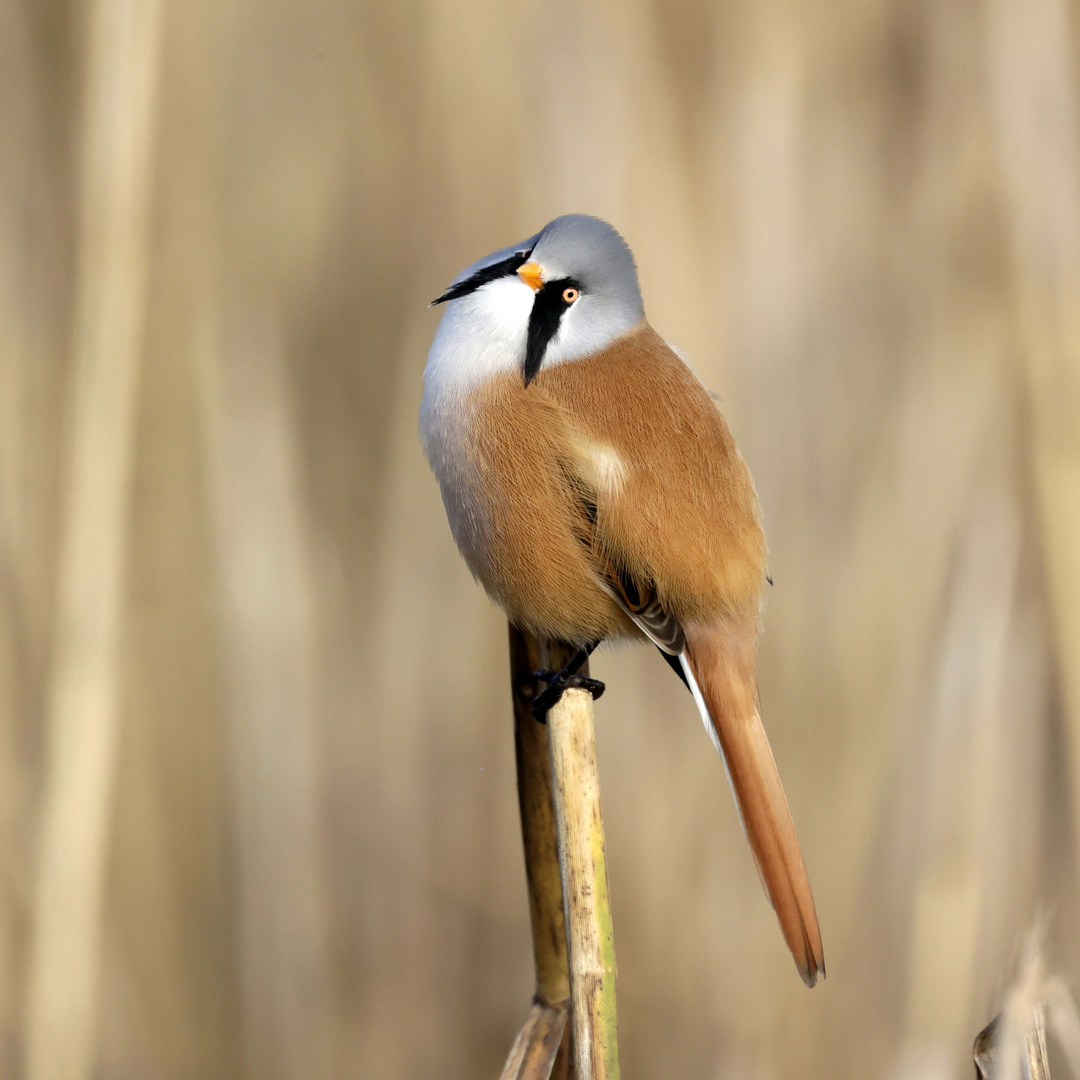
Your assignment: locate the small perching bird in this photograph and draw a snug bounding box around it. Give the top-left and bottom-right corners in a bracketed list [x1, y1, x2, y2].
[420, 214, 824, 986]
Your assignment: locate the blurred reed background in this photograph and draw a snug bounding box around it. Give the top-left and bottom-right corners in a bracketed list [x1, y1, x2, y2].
[2, 0, 1079, 1077]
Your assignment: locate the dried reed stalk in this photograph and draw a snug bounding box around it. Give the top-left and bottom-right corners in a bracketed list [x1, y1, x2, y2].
[984, 0, 1080, 873]
[544, 639, 619, 1080]
[196, 315, 331, 1080]
[23, 1, 163, 1078]
[974, 1008, 1051, 1080]
[502, 626, 571, 1080]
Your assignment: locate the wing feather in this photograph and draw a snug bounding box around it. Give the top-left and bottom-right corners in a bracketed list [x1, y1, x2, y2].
[557, 457, 684, 654]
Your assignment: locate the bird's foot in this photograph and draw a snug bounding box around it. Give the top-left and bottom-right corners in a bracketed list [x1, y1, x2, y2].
[531, 669, 605, 722]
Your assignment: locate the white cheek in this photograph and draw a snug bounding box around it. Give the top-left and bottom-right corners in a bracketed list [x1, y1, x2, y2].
[478, 275, 536, 335]
[422, 277, 534, 400]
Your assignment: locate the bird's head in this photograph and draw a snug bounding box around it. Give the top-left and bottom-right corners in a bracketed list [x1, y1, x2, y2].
[431, 215, 644, 387]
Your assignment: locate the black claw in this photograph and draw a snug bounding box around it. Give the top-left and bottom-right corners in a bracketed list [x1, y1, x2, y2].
[573, 676, 606, 699]
[531, 669, 606, 721]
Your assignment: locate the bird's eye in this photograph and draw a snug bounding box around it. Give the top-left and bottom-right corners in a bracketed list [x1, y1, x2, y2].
[562, 287, 580, 304]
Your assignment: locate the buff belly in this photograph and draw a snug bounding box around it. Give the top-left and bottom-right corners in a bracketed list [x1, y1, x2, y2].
[424, 376, 637, 645]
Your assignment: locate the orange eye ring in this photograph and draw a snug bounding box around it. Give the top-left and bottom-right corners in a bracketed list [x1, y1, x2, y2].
[562, 287, 580, 304]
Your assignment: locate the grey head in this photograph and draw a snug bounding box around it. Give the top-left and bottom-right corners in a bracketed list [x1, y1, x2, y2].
[432, 214, 645, 385]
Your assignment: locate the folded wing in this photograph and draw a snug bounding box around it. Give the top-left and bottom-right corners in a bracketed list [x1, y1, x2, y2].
[563, 462, 824, 985]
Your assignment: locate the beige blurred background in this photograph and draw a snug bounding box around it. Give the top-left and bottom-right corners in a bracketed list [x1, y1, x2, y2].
[3, 0, 1080, 1077]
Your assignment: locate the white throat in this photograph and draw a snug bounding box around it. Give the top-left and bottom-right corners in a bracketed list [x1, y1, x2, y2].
[422, 277, 636, 405]
[422, 277, 533, 402]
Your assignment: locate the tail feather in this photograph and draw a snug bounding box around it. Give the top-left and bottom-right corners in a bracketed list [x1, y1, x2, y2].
[683, 624, 824, 987]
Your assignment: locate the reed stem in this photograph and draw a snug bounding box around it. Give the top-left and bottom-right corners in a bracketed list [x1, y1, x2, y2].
[24, 1, 163, 1076]
[501, 626, 572, 1080]
[544, 640, 620, 1080]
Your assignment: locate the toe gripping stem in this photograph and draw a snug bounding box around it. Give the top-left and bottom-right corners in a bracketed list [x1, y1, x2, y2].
[531, 642, 604, 722]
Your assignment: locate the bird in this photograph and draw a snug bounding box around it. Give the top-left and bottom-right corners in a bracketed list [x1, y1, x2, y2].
[420, 213, 824, 987]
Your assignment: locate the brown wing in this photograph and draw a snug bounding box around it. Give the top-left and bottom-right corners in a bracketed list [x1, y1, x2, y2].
[596, 544, 684, 655]
[556, 459, 684, 655]
[535, 324, 768, 625]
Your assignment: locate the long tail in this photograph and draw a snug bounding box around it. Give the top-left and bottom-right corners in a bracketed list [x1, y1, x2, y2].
[681, 622, 824, 987]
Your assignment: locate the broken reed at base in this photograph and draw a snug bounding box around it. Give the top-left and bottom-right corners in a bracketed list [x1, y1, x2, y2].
[501, 626, 620, 1080]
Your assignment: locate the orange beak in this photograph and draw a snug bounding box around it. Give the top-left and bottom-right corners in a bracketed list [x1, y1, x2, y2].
[517, 262, 544, 292]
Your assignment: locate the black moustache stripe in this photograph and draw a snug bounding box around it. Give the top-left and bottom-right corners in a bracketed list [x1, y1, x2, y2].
[431, 249, 532, 305]
[524, 278, 580, 386]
